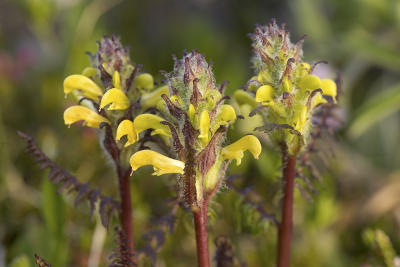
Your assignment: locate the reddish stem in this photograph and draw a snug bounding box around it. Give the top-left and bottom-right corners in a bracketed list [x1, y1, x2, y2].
[277, 155, 297, 267]
[193, 201, 210, 267]
[117, 167, 135, 263]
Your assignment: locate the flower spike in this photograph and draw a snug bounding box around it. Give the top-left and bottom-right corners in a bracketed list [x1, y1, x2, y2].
[64, 75, 103, 100]
[99, 88, 130, 110]
[63, 106, 110, 128]
[129, 150, 185, 175]
[222, 135, 262, 165]
[116, 120, 137, 147]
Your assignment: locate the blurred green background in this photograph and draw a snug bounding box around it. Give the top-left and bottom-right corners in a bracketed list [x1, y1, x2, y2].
[1, 0, 400, 266]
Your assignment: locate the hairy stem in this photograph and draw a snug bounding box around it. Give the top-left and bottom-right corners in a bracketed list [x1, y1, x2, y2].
[193, 200, 210, 267]
[103, 125, 136, 264]
[277, 154, 297, 267]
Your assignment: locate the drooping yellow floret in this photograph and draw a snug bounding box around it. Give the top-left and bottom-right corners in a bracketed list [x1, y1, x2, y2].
[129, 150, 185, 175]
[133, 114, 171, 139]
[64, 75, 103, 100]
[135, 73, 154, 91]
[116, 120, 137, 147]
[63, 106, 109, 128]
[99, 88, 130, 110]
[298, 74, 322, 91]
[222, 135, 262, 165]
[255, 85, 275, 103]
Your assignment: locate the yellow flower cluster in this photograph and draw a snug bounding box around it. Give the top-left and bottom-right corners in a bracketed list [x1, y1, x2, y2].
[235, 22, 337, 155]
[62, 38, 262, 203]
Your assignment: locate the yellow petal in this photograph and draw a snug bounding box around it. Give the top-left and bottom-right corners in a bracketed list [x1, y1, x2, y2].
[135, 73, 154, 91]
[141, 85, 169, 109]
[294, 105, 308, 131]
[217, 105, 236, 125]
[222, 135, 262, 165]
[82, 67, 97, 78]
[311, 92, 327, 109]
[170, 95, 184, 106]
[113, 71, 122, 89]
[321, 79, 337, 101]
[100, 88, 130, 110]
[63, 106, 110, 128]
[255, 85, 275, 103]
[116, 120, 137, 147]
[295, 62, 311, 77]
[130, 150, 185, 175]
[234, 90, 258, 108]
[188, 104, 196, 123]
[64, 74, 103, 100]
[198, 110, 210, 145]
[133, 114, 171, 139]
[282, 76, 292, 92]
[298, 74, 321, 91]
[205, 90, 222, 107]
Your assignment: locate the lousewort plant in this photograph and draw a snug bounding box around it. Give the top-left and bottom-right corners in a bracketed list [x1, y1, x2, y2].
[235, 20, 338, 267]
[19, 20, 338, 267]
[127, 51, 261, 267]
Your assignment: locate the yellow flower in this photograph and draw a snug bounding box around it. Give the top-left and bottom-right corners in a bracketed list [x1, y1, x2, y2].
[133, 114, 171, 139]
[141, 85, 169, 109]
[135, 73, 154, 91]
[188, 104, 196, 123]
[255, 85, 275, 103]
[222, 135, 262, 165]
[321, 79, 337, 102]
[170, 95, 184, 106]
[63, 106, 110, 128]
[99, 88, 130, 110]
[198, 110, 210, 146]
[129, 150, 185, 175]
[216, 105, 236, 125]
[234, 90, 258, 108]
[64, 75, 103, 100]
[81, 67, 97, 78]
[282, 76, 293, 92]
[294, 106, 308, 131]
[112, 71, 122, 89]
[311, 92, 327, 109]
[116, 120, 137, 147]
[298, 74, 321, 91]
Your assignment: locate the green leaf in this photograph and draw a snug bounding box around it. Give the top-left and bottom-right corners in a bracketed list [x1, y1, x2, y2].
[10, 255, 31, 267]
[345, 30, 400, 71]
[348, 84, 400, 139]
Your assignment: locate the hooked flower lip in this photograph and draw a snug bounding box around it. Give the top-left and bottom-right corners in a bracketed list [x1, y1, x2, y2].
[129, 150, 185, 176]
[64, 106, 110, 128]
[222, 135, 262, 165]
[133, 114, 171, 139]
[64, 74, 103, 100]
[100, 88, 130, 110]
[116, 120, 137, 147]
[217, 105, 236, 125]
[255, 84, 275, 103]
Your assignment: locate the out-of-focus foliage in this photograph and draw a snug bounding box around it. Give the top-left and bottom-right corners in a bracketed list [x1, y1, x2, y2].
[1, 0, 400, 266]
